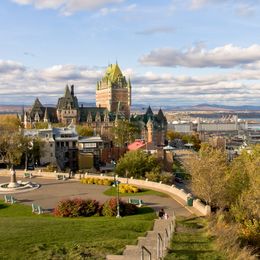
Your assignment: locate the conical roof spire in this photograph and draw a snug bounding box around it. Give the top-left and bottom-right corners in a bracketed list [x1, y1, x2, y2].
[145, 106, 153, 116]
[44, 107, 49, 122]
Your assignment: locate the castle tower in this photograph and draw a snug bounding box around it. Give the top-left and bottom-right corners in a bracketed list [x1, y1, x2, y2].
[96, 63, 131, 119]
[147, 117, 154, 143]
[56, 85, 79, 125]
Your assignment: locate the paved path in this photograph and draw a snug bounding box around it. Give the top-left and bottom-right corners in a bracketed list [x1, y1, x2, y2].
[0, 176, 192, 217]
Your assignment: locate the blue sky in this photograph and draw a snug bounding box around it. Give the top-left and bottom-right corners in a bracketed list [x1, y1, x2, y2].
[0, 0, 260, 107]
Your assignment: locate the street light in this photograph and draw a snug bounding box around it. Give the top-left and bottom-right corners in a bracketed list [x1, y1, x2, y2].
[115, 174, 121, 218]
[25, 141, 33, 171]
[112, 160, 121, 218]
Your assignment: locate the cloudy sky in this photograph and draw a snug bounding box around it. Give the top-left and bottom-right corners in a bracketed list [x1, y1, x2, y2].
[1, 0, 260, 107]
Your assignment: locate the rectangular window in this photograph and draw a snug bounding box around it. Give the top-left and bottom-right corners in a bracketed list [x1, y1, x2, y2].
[84, 143, 96, 148]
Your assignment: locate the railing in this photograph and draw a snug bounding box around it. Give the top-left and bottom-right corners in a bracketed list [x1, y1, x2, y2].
[157, 233, 163, 259]
[165, 228, 169, 247]
[141, 246, 151, 260]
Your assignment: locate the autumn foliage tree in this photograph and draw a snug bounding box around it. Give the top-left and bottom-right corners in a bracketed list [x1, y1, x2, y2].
[186, 143, 229, 208]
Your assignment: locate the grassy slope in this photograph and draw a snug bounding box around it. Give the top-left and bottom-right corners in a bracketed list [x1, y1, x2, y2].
[103, 186, 169, 197]
[165, 217, 225, 260]
[0, 201, 155, 260]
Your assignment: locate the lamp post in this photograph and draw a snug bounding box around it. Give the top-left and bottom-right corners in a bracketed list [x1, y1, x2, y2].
[116, 174, 121, 218]
[125, 169, 129, 184]
[112, 160, 121, 218]
[25, 141, 33, 171]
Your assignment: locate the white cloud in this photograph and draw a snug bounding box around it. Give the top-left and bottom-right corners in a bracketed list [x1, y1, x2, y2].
[1, 59, 260, 106]
[136, 26, 175, 35]
[11, 0, 124, 15]
[0, 60, 25, 74]
[139, 44, 260, 68]
[98, 3, 136, 16]
[235, 4, 255, 17]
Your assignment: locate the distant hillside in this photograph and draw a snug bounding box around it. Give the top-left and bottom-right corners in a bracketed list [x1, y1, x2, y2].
[0, 103, 260, 114]
[132, 103, 260, 112]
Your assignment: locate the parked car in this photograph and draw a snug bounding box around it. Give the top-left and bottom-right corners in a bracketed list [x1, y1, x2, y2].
[175, 177, 183, 184]
[27, 165, 35, 170]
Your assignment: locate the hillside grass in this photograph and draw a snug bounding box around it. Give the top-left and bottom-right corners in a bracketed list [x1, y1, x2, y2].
[0, 200, 155, 259]
[103, 186, 169, 197]
[165, 217, 225, 260]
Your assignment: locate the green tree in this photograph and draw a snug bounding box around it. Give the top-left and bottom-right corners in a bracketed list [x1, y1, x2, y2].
[0, 133, 24, 168]
[112, 120, 141, 147]
[115, 150, 160, 178]
[76, 125, 94, 137]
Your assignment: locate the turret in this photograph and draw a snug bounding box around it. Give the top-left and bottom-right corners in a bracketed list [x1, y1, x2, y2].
[44, 108, 49, 123]
[71, 85, 74, 96]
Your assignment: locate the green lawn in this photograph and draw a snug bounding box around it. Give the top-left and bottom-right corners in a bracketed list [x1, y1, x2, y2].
[165, 217, 225, 260]
[103, 186, 169, 197]
[0, 201, 155, 260]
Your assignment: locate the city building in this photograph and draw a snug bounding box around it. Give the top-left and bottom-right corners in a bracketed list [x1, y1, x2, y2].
[131, 106, 167, 147]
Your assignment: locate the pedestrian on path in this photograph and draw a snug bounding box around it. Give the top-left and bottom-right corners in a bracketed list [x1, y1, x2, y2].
[158, 208, 165, 219]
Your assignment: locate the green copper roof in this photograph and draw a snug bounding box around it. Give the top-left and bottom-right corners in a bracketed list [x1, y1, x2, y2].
[105, 64, 123, 83]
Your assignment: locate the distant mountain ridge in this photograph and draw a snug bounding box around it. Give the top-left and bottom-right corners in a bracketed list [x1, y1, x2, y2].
[0, 103, 260, 114]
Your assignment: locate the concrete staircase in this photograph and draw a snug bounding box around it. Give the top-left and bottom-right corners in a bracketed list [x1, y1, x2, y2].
[106, 215, 176, 260]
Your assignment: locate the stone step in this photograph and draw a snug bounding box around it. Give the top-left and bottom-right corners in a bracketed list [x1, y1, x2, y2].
[123, 245, 140, 256]
[106, 255, 125, 260]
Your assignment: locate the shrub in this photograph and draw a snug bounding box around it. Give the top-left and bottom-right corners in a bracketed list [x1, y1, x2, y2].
[46, 163, 57, 172]
[80, 178, 113, 186]
[124, 203, 138, 216]
[54, 198, 100, 217]
[102, 198, 118, 216]
[118, 184, 140, 194]
[145, 171, 173, 184]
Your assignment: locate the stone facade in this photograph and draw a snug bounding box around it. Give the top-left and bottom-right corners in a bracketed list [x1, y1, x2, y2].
[131, 106, 168, 147]
[96, 63, 131, 119]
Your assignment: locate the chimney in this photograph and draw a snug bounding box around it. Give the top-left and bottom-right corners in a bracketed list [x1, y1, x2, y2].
[71, 85, 74, 96]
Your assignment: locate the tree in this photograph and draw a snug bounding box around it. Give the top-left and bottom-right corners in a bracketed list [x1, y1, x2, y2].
[167, 130, 182, 140]
[0, 133, 24, 168]
[0, 114, 22, 133]
[229, 145, 260, 245]
[112, 120, 140, 147]
[186, 143, 229, 207]
[34, 122, 49, 129]
[76, 125, 94, 137]
[167, 130, 201, 150]
[115, 150, 160, 178]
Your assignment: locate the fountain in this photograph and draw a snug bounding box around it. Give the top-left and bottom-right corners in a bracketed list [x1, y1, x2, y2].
[0, 168, 40, 194]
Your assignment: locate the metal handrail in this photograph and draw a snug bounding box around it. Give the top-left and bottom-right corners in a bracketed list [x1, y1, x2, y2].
[165, 228, 169, 246]
[157, 233, 163, 259]
[141, 245, 151, 260]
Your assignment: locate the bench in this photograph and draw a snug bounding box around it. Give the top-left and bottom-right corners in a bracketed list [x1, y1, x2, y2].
[56, 174, 68, 181]
[24, 172, 33, 178]
[32, 203, 44, 214]
[4, 195, 17, 204]
[128, 198, 143, 207]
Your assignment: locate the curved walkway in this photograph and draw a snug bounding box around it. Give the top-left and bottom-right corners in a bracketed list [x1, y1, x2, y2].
[0, 176, 192, 217]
